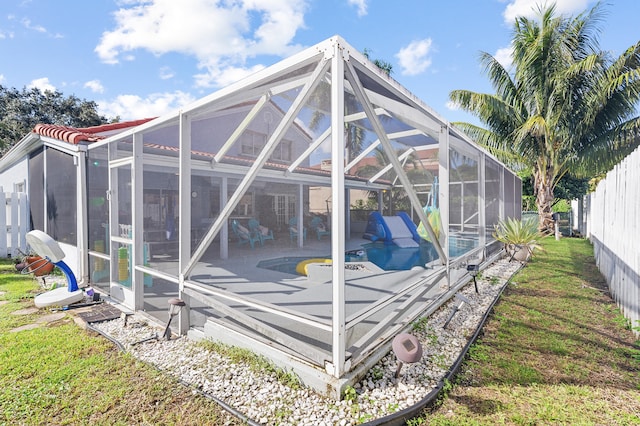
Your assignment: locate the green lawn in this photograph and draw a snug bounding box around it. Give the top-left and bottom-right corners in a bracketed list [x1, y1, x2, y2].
[2, 238, 639, 425]
[414, 237, 640, 425]
[0, 261, 239, 426]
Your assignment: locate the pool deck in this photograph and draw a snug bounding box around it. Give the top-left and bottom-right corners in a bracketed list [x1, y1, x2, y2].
[141, 232, 369, 313]
[140, 231, 445, 335]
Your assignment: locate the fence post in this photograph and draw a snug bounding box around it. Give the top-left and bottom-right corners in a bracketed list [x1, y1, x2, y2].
[0, 192, 6, 258]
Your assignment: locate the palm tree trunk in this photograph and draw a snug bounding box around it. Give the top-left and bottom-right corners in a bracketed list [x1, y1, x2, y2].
[534, 166, 555, 234]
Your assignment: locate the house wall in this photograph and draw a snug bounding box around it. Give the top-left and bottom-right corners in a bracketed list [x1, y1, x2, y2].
[142, 104, 312, 167]
[0, 154, 82, 278]
[0, 156, 28, 193]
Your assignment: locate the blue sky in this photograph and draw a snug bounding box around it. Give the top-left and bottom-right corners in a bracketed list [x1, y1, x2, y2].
[0, 0, 638, 125]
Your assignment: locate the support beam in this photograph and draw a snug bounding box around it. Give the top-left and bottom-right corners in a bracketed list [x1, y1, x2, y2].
[344, 61, 447, 265]
[184, 57, 331, 276]
[178, 112, 192, 335]
[132, 132, 144, 311]
[330, 40, 346, 378]
[213, 93, 270, 164]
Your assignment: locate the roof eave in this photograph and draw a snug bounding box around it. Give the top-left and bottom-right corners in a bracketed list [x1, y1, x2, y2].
[0, 132, 42, 174]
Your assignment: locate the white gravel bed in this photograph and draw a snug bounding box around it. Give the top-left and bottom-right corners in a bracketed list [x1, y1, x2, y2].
[90, 258, 521, 425]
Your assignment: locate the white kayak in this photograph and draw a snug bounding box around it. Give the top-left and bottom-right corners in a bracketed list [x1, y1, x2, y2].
[34, 287, 85, 308]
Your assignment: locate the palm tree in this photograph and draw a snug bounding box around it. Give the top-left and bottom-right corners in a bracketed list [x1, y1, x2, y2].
[449, 3, 640, 232]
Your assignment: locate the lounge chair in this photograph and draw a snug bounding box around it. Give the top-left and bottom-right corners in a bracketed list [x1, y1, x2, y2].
[289, 217, 307, 242]
[231, 220, 261, 249]
[248, 218, 274, 246]
[310, 216, 330, 240]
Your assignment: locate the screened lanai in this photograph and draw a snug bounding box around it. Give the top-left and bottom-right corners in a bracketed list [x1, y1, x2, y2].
[83, 36, 521, 396]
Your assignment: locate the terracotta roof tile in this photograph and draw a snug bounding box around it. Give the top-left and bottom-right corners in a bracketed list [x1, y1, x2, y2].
[33, 124, 105, 144]
[32, 118, 157, 145]
[77, 118, 156, 134]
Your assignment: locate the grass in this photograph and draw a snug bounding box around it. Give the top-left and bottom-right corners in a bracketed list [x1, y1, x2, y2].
[414, 237, 640, 425]
[0, 260, 240, 426]
[1, 238, 639, 425]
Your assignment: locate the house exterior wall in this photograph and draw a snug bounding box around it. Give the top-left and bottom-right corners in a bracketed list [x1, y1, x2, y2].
[0, 156, 28, 193]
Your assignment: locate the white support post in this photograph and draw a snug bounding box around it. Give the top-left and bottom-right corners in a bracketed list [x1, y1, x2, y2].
[107, 144, 119, 292]
[330, 39, 346, 378]
[439, 125, 451, 283]
[132, 132, 144, 310]
[19, 191, 28, 252]
[220, 177, 228, 260]
[10, 193, 18, 258]
[77, 149, 89, 285]
[499, 167, 505, 221]
[0, 192, 6, 258]
[478, 153, 486, 251]
[179, 112, 192, 335]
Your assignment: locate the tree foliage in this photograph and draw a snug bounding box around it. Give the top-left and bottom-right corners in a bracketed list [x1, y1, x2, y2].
[363, 48, 393, 76]
[0, 85, 112, 154]
[522, 173, 589, 210]
[449, 2, 640, 232]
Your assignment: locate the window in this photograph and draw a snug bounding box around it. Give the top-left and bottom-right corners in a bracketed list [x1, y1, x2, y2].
[240, 130, 292, 162]
[240, 130, 264, 157]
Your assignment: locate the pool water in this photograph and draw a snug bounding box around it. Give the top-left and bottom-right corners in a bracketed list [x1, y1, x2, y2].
[361, 242, 438, 270]
[257, 238, 478, 275]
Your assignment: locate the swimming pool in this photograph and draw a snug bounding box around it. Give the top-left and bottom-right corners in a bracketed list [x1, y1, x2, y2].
[257, 237, 478, 275]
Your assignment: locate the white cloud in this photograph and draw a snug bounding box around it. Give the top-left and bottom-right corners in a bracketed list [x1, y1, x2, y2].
[494, 45, 513, 70]
[84, 79, 105, 93]
[95, 0, 307, 88]
[194, 62, 266, 88]
[0, 74, 4, 84]
[395, 38, 434, 76]
[21, 18, 46, 33]
[503, 0, 591, 24]
[159, 66, 174, 80]
[446, 100, 460, 111]
[20, 17, 63, 38]
[348, 0, 368, 17]
[28, 77, 56, 93]
[98, 91, 196, 121]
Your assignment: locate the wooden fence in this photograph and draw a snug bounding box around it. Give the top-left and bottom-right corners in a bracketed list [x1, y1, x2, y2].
[584, 146, 640, 335]
[0, 192, 29, 259]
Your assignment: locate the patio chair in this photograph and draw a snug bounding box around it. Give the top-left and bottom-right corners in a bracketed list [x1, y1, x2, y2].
[310, 216, 330, 240]
[288, 217, 307, 242]
[248, 218, 274, 246]
[231, 220, 261, 249]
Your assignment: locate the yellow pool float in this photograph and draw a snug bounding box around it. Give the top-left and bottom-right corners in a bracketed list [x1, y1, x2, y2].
[296, 258, 332, 275]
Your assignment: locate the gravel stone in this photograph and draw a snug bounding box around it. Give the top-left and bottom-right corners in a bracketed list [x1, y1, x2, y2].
[90, 258, 520, 425]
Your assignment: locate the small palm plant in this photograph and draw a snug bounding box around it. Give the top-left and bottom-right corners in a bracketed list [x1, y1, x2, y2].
[493, 217, 542, 261]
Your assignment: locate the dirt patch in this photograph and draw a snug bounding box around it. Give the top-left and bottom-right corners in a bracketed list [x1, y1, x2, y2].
[9, 323, 41, 332]
[11, 307, 39, 315]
